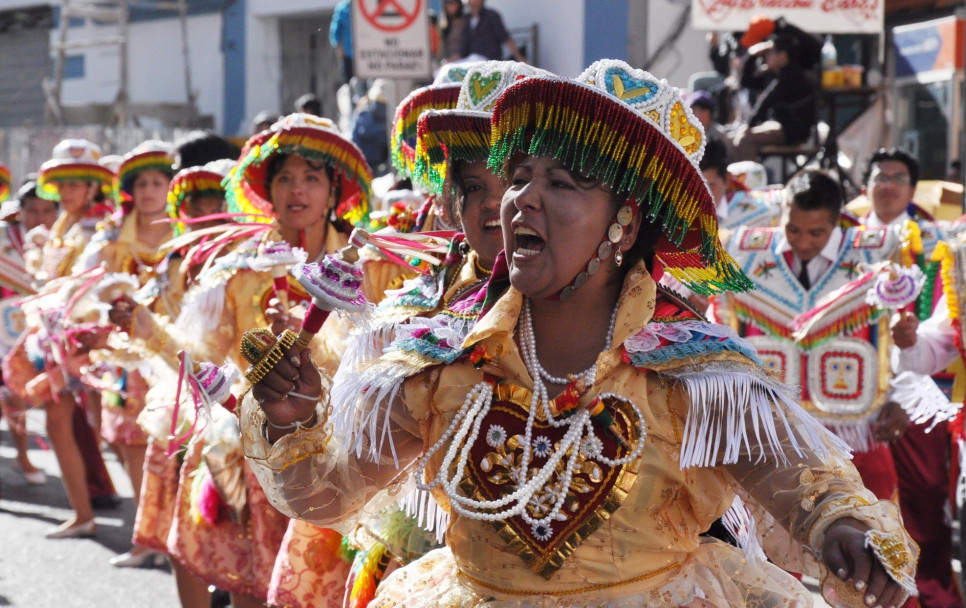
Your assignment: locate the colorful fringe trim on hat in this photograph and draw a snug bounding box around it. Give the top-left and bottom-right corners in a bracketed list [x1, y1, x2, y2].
[166, 169, 227, 235]
[413, 109, 490, 195]
[227, 126, 374, 227]
[487, 76, 751, 296]
[116, 150, 174, 202]
[390, 84, 461, 180]
[37, 162, 115, 202]
[0, 164, 9, 202]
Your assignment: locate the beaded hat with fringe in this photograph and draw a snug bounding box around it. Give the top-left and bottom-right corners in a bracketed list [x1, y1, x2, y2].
[116, 140, 175, 202]
[487, 59, 752, 296]
[390, 85, 461, 181]
[37, 139, 115, 202]
[226, 113, 373, 227]
[0, 163, 9, 202]
[388, 63, 481, 181]
[414, 61, 553, 195]
[167, 158, 235, 235]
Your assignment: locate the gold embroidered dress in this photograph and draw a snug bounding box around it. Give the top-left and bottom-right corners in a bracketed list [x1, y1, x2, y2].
[240, 261, 917, 607]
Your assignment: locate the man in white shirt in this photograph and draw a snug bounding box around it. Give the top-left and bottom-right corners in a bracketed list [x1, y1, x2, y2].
[720, 169, 908, 500]
[862, 147, 933, 227]
[868, 148, 964, 608]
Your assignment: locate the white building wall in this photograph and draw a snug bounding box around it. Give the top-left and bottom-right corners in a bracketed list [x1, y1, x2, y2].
[243, 11, 282, 134]
[52, 12, 225, 129]
[242, 0, 340, 136]
[0, 0, 52, 9]
[485, 0, 586, 77]
[249, 0, 337, 18]
[635, 0, 714, 89]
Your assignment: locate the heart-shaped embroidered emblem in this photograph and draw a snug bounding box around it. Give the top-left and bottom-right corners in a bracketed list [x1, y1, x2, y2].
[605, 67, 658, 105]
[468, 71, 504, 108]
[458, 389, 642, 578]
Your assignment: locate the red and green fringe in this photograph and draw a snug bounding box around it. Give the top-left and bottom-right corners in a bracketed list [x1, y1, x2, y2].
[794, 305, 884, 350]
[413, 109, 491, 195]
[390, 84, 461, 179]
[0, 164, 9, 202]
[166, 170, 227, 236]
[917, 258, 942, 321]
[733, 301, 793, 340]
[487, 77, 750, 295]
[116, 150, 174, 201]
[37, 162, 115, 201]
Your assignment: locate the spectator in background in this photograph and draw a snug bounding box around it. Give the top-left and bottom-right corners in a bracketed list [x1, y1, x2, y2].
[252, 111, 279, 135]
[739, 15, 822, 72]
[441, 0, 467, 62]
[295, 94, 322, 117]
[350, 79, 390, 173]
[172, 130, 241, 170]
[947, 159, 961, 184]
[731, 33, 817, 161]
[461, 0, 526, 62]
[686, 90, 734, 159]
[330, 0, 353, 85]
[700, 139, 731, 221]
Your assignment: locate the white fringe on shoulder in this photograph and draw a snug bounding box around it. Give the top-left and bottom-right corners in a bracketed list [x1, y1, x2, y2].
[891, 371, 960, 430]
[670, 366, 851, 468]
[398, 486, 449, 544]
[721, 495, 766, 561]
[330, 356, 411, 464]
[825, 422, 879, 454]
[175, 282, 226, 335]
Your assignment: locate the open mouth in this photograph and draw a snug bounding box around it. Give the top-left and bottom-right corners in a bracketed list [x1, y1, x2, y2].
[482, 218, 501, 232]
[513, 225, 546, 257]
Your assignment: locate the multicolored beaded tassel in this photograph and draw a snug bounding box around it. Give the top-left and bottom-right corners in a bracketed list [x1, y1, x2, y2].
[390, 84, 461, 180]
[0, 164, 9, 202]
[413, 110, 491, 195]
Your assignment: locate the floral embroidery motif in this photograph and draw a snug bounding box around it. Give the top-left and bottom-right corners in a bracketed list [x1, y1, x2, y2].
[454, 392, 644, 579]
[485, 425, 507, 448]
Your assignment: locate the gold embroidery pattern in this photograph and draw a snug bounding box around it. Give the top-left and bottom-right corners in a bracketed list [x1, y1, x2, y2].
[457, 386, 643, 579]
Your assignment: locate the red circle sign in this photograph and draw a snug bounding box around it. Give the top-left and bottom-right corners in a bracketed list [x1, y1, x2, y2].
[358, 0, 422, 33]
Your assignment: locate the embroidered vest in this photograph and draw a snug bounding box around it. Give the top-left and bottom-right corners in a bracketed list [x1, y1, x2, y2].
[718, 189, 782, 231]
[725, 225, 901, 445]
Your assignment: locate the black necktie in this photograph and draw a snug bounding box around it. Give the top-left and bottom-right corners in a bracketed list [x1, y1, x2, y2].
[798, 258, 811, 290]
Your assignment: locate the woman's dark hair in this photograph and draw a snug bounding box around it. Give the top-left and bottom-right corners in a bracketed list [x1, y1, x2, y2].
[264, 153, 349, 232]
[15, 180, 39, 202]
[787, 169, 842, 223]
[863, 147, 919, 187]
[442, 0, 465, 37]
[626, 213, 662, 274]
[699, 139, 729, 181]
[174, 131, 241, 169]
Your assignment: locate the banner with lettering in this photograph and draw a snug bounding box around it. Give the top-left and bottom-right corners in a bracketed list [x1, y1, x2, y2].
[692, 0, 883, 34]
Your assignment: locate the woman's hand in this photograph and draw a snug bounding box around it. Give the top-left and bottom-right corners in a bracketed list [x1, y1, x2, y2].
[822, 517, 906, 608]
[890, 312, 919, 349]
[873, 401, 910, 443]
[251, 346, 321, 443]
[264, 297, 303, 335]
[108, 295, 152, 339]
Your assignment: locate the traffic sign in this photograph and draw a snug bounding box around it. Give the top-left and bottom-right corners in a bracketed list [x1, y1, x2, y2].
[352, 0, 432, 79]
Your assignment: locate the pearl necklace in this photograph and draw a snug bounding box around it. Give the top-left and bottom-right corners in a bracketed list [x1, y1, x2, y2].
[416, 297, 647, 534]
[520, 298, 619, 386]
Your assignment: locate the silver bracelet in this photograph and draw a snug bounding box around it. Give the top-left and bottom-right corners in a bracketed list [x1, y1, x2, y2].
[288, 390, 322, 402]
[266, 412, 318, 431]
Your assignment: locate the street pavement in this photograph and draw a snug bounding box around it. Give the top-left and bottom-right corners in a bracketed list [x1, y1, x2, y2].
[0, 408, 178, 608]
[0, 409, 834, 608]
